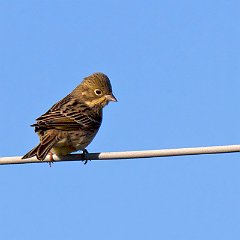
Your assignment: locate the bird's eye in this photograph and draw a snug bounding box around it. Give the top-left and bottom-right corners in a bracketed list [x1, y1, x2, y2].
[94, 89, 103, 95]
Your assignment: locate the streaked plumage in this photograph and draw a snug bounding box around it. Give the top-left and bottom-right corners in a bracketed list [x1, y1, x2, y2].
[22, 72, 117, 161]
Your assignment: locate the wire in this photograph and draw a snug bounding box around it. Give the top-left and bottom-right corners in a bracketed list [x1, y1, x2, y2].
[1, 144, 240, 165]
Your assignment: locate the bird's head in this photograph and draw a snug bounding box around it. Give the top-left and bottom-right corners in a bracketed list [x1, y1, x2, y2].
[74, 72, 117, 108]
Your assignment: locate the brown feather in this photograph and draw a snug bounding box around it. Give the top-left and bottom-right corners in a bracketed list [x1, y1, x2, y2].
[23, 72, 116, 161]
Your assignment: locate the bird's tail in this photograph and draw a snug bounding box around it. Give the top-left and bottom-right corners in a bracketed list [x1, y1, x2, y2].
[22, 135, 59, 161]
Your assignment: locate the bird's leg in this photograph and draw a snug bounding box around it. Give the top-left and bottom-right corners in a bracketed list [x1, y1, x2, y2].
[48, 152, 55, 167]
[82, 149, 91, 164]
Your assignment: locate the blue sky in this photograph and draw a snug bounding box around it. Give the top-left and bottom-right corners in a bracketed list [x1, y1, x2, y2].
[1, 0, 240, 239]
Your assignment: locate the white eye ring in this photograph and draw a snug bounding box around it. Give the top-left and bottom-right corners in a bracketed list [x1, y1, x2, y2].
[94, 89, 103, 95]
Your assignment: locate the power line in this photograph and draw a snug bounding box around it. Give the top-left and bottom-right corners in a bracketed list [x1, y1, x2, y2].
[1, 144, 240, 165]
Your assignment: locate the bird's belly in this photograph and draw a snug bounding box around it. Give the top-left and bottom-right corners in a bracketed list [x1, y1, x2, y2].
[51, 130, 97, 155]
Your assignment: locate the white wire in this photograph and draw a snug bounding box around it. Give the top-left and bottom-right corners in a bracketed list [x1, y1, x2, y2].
[1, 144, 240, 165]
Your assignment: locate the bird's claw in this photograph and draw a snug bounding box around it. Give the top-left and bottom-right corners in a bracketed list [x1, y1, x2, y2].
[82, 149, 91, 164]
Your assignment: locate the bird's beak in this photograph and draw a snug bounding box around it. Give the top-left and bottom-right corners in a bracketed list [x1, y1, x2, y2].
[105, 94, 118, 102]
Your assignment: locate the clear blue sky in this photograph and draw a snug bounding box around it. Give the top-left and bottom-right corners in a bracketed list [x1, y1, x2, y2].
[1, 1, 240, 239]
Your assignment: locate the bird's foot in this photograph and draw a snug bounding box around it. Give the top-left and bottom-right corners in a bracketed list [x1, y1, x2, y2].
[82, 149, 91, 165]
[48, 152, 55, 167]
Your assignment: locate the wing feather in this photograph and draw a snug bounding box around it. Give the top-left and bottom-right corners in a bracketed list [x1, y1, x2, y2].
[33, 96, 102, 132]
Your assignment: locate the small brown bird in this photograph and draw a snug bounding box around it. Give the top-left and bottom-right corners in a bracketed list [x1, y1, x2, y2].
[22, 72, 117, 162]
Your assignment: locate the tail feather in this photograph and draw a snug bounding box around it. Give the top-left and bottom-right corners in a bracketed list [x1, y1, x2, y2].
[22, 144, 41, 159]
[22, 135, 59, 161]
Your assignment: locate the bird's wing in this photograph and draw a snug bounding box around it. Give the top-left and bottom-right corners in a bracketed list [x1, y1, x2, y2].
[34, 96, 102, 132]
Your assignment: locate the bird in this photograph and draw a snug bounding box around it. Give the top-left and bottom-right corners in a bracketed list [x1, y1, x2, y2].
[22, 72, 117, 163]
